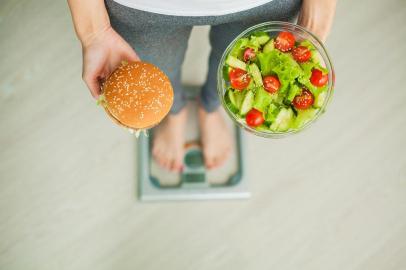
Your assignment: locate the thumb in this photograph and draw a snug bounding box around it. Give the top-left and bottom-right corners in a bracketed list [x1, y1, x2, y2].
[123, 44, 141, 62]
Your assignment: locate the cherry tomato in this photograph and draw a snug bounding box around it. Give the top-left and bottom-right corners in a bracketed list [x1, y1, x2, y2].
[246, 108, 265, 127]
[275, 31, 295, 52]
[292, 46, 311, 62]
[310, 68, 328, 87]
[229, 68, 251, 90]
[292, 89, 314, 110]
[243, 48, 256, 62]
[263, 76, 280, 94]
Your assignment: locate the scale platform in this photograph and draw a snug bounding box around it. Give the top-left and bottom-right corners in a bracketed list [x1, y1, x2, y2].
[137, 94, 249, 201]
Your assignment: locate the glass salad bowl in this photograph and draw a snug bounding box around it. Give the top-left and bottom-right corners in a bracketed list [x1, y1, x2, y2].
[217, 21, 335, 138]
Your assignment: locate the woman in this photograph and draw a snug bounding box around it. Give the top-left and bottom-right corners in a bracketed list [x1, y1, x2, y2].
[67, 0, 336, 172]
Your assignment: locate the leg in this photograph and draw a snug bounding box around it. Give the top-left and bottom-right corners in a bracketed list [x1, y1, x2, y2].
[199, 0, 302, 168]
[106, 0, 192, 171]
[198, 23, 251, 169]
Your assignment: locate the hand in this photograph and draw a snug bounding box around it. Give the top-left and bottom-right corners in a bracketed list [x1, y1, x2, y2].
[298, 0, 337, 42]
[81, 26, 140, 98]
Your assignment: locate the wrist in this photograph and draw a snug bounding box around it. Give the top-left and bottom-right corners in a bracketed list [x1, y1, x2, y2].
[79, 23, 112, 48]
[68, 0, 111, 47]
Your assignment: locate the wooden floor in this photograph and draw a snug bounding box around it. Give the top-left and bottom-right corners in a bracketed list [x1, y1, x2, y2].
[1, 0, 406, 269]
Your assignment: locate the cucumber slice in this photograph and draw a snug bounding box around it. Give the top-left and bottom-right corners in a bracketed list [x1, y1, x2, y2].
[263, 39, 275, 53]
[248, 63, 263, 87]
[222, 65, 230, 81]
[228, 89, 238, 108]
[251, 31, 271, 45]
[225, 89, 246, 114]
[270, 107, 294, 131]
[226, 55, 247, 71]
[293, 108, 318, 129]
[234, 90, 246, 109]
[240, 90, 254, 116]
[256, 35, 270, 45]
[224, 89, 239, 114]
[255, 124, 270, 132]
[314, 90, 327, 108]
[253, 87, 272, 112]
[246, 78, 256, 90]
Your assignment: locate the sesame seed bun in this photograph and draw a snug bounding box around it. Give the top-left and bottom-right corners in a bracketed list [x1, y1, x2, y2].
[102, 61, 174, 130]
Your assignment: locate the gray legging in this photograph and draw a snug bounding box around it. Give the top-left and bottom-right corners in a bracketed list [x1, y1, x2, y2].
[105, 0, 301, 113]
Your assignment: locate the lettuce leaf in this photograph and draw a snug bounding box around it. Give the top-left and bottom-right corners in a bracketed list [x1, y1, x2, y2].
[230, 35, 268, 60]
[248, 37, 261, 49]
[230, 38, 249, 59]
[265, 103, 281, 122]
[257, 52, 275, 76]
[251, 31, 269, 38]
[286, 82, 302, 102]
[257, 50, 304, 96]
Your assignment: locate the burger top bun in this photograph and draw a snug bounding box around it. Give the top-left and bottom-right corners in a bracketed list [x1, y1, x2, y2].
[101, 61, 174, 130]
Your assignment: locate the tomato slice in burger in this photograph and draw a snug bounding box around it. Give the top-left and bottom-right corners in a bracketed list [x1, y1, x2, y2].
[275, 31, 295, 52]
[229, 68, 251, 90]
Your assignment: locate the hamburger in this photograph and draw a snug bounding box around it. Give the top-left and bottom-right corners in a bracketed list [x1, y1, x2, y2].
[100, 61, 174, 134]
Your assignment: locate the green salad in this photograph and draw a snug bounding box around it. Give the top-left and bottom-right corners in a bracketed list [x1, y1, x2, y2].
[223, 30, 330, 132]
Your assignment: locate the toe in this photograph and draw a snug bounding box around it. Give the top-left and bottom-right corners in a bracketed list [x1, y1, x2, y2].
[160, 156, 171, 171]
[158, 158, 167, 170]
[168, 160, 176, 172]
[152, 145, 168, 165]
[153, 151, 165, 168]
[204, 154, 215, 169]
[173, 155, 184, 172]
[169, 159, 180, 172]
[212, 156, 222, 169]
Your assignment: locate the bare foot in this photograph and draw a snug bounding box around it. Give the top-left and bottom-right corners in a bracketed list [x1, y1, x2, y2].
[152, 108, 187, 172]
[199, 107, 232, 169]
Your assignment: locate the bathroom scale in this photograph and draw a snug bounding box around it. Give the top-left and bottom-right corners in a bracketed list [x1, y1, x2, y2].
[137, 86, 249, 201]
